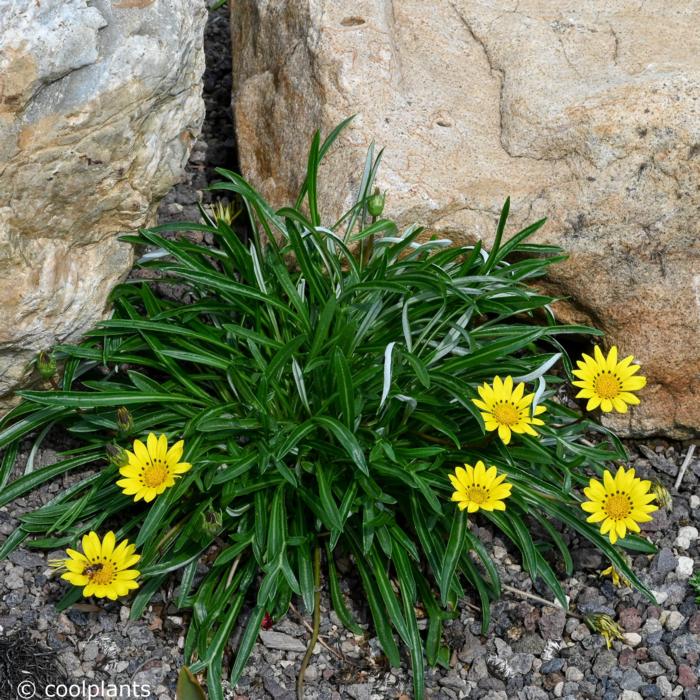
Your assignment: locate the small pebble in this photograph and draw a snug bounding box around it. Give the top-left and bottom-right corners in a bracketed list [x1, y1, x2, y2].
[651, 590, 669, 605]
[565, 667, 583, 682]
[674, 525, 698, 550]
[677, 664, 698, 688]
[570, 624, 590, 642]
[675, 556, 693, 578]
[662, 611, 685, 631]
[623, 632, 643, 648]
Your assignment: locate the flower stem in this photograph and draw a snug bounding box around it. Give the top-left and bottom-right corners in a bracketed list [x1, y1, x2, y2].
[296, 543, 321, 700]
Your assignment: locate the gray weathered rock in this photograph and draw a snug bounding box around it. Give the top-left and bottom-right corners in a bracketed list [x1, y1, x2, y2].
[0, 0, 206, 406]
[231, 0, 700, 437]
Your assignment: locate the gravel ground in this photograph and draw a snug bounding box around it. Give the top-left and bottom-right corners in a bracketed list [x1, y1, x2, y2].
[2, 6, 700, 700]
[1, 439, 698, 699]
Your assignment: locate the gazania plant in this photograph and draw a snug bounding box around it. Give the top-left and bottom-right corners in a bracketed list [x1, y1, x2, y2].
[0, 122, 656, 700]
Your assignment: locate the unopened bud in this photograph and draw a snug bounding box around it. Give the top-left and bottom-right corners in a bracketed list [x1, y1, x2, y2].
[116, 407, 133, 435]
[106, 444, 129, 468]
[650, 480, 672, 511]
[199, 509, 223, 537]
[367, 188, 385, 217]
[37, 351, 56, 380]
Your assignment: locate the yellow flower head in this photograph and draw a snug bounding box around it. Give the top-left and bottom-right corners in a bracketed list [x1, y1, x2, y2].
[600, 564, 631, 588]
[449, 460, 512, 513]
[472, 375, 546, 445]
[116, 433, 191, 503]
[581, 466, 657, 544]
[572, 345, 646, 413]
[52, 531, 140, 600]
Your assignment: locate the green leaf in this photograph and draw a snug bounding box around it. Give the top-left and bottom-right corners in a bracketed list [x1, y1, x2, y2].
[176, 668, 207, 700]
[313, 416, 368, 475]
[327, 545, 364, 635]
[352, 542, 401, 667]
[439, 509, 467, 605]
[18, 390, 206, 409]
[0, 453, 99, 508]
[229, 605, 266, 685]
[480, 197, 510, 273]
[316, 463, 343, 531]
[333, 348, 355, 429]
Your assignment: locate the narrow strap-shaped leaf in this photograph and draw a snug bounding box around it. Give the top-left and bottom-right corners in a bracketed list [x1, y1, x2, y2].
[333, 348, 355, 429]
[316, 463, 343, 532]
[0, 405, 70, 449]
[229, 605, 266, 685]
[326, 544, 364, 635]
[0, 453, 99, 508]
[0, 527, 29, 559]
[18, 390, 206, 408]
[480, 197, 509, 273]
[367, 546, 410, 645]
[459, 550, 492, 633]
[0, 441, 19, 490]
[394, 547, 425, 700]
[314, 416, 368, 475]
[439, 509, 467, 605]
[351, 542, 401, 667]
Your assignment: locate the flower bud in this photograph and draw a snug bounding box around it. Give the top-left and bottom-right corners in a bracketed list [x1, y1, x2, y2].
[367, 188, 385, 217]
[37, 351, 56, 380]
[116, 407, 133, 435]
[650, 480, 672, 511]
[199, 509, 223, 537]
[106, 444, 129, 468]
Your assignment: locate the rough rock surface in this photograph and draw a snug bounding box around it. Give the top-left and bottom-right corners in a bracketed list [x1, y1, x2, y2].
[231, 0, 700, 437]
[0, 0, 207, 407]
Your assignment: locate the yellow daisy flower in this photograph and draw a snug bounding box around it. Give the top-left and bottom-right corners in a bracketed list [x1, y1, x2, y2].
[51, 531, 140, 600]
[471, 375, 546, 445]
[572, 345, 646, 413]
[116, 433, 191, 503]
[581, 466, 657, 544]
[449, 460, 512, 512]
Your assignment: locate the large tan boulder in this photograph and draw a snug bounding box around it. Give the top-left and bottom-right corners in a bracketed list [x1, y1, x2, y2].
[0, 0, 207, 406]
[231, 0, 700, 437]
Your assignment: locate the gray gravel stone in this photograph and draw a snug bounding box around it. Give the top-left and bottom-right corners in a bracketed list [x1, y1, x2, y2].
[593, 650, 618, 677]
[511, 634, 546, 655]
[653, 548, 678, 576]
[637, 661, 664, 678]
[565, 667, 584, 682]
[259, 631, 307, 652]
[639, 683, 662, 699]
[541, 658, 565, 674]
[620, 669, 644, 691]
[538, 607, 567, 641]
[648, 646, 676, 672]
[345, 684, 371, 700]
[669, 633, 700, 663]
